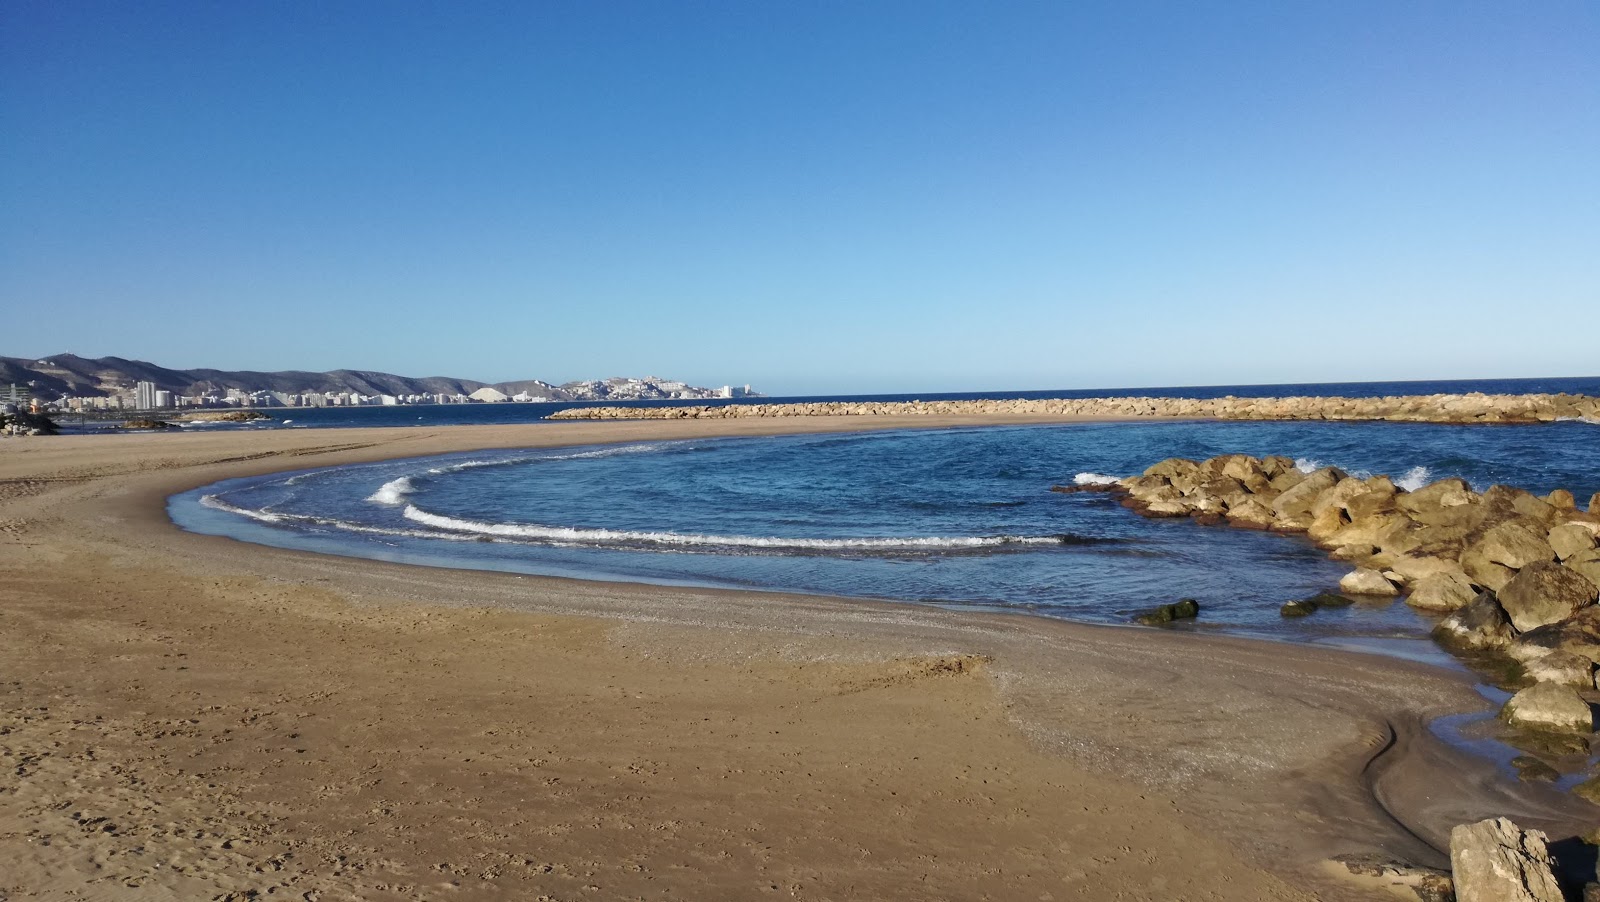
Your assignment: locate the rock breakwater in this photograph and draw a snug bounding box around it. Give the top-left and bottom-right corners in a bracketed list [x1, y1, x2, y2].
[1101, 452, 1600, 798]
[549, 393, 1600, 424]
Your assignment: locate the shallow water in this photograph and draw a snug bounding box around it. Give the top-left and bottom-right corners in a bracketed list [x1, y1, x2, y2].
[171, 419, 1600, 644]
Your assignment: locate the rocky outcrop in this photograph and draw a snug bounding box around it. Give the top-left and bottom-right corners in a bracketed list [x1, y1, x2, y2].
[1132, 599, 1200, 625]
[1502, 683, 1594, 733]
[178, 410, 269, 422]
[549, 392, 1600, 424]
[1448, 817, 1564, 902]
[0, 410, 59, 436]
[1102, 452, 1600, 796]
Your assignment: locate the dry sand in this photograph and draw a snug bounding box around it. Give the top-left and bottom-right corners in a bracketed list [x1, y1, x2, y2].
[1, 415, 1590, 901]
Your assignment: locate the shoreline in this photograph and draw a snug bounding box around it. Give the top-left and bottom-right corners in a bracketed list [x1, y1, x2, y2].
[3, 416, 1593, 900]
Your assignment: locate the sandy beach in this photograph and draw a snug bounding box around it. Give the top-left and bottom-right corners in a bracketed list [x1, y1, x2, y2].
[1, 416, 1590, 901]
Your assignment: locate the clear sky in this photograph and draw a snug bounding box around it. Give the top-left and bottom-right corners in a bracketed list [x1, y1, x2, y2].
[3, 1, 1596, 394]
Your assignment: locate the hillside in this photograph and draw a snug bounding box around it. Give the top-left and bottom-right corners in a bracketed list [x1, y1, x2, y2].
[0, 354, 744, 402]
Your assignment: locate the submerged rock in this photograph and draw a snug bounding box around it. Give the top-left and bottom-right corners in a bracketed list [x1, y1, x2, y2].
[1501, 682, 1594, 733]
[1510, 756, 1561, 782]
[1133, 599, 1200, 626]
[1449, 817, 1564, 902]
[1280, 599, 1320, 617]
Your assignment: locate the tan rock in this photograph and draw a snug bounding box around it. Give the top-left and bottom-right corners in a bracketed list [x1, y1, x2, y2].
[1567, 548, 1600, 592]
[1501, 682, 1593, 733]
[1143, 458, 1200, 479]
[1311, 477, 1374, 518]
[1471, 520, 1557, 570]
[1434, 592, 1514, 650]
[1498, 561, 1599, 632]
[1270, 467, 1345, 527]
[1387, 555, 1470, 583]
[1340, 568, 1399, 597]
[1143, 500, 1191, 517]
[1225, 498, 1278, 529]
[1460, 544, 1517, 594]
[1523, 651, 1595, 688]
[1590, 491, 1600, 514]
[1549, 523, 1598, 562]
[1345, 481, 1400, 521]
[1545, 488, 1576, 510]
[1307, 504, 1350, 545]
[1449, 817, 1564, 902]
[1397, 478, 1478, 525]
[1406, 570, 1478, 611]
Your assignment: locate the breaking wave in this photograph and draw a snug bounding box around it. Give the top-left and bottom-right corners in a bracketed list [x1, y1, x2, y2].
[1073, 472, 1122, 486]
[366, 476, 417, 505]
[400, 504, 1075, 552]
[1395, 466, 1432, 492]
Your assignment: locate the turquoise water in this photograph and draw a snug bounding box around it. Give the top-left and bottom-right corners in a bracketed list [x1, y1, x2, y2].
[171, 419, 1600, 643]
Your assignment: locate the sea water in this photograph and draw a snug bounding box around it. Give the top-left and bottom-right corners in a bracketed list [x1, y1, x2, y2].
[171, 418, 1600, 645]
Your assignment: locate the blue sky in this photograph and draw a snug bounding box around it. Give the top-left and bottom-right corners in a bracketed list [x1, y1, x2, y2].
[3, 1, 1596, 394]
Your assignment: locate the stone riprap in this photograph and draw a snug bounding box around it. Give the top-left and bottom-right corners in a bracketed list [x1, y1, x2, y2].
[549, 392, 1600, 424]
[1103, 452, 1600, 797]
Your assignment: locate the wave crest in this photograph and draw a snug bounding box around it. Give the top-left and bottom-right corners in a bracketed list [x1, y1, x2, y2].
[401, 504, 1069, 552]
[366, 476, 417, 505]
[1073, 472, 1121, 486]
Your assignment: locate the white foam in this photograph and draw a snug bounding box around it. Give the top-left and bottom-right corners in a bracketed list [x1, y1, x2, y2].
[1294, 457, 1321, 474]
[365, 476, 417, 505]
[200, 494, 287, 523]
[1395, 466, 1432, 492]
[401, 504, 1063, 551]
[1072, 472, 1121, 486]
[424, 441, 692, 476]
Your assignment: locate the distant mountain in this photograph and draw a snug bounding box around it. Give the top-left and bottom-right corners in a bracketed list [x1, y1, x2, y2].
[0, 353, 748, 402]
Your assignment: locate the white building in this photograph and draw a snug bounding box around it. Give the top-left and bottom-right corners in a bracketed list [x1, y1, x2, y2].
[468, 387, 509, 403]
[153, 390, 173, 408]
[135, 381, 158, 410]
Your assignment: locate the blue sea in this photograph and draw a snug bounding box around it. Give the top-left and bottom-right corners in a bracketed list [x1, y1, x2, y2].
[171, 405, 1600, 646]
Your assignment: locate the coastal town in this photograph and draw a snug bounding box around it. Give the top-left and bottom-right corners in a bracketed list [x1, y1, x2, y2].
[0, 354, 756, 416]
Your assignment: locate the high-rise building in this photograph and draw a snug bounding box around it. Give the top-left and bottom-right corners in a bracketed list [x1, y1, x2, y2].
[135, 381, 158, 410]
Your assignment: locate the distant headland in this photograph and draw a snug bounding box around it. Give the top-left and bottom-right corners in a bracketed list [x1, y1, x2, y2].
[0, 353, 757, 411]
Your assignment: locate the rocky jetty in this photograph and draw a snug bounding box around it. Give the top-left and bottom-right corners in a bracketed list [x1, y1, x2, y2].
[177, 410, 269, 422]
[1109, 451, 1600, 798]
[0, 410, 59, 436]
[549, 392, 1600, 424]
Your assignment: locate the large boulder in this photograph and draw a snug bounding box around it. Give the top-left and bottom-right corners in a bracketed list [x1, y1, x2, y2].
[1397, 478, 1478, 525]
[1502, 682, 1593, 733]
[1568, 548, 1600, 593]
[1498, 561, 1599, 632]
[1478, 484, 1562, 531]
[1225, 498, 1278, 529]
[1143, 458, 1200, 480]
[1270, 467, 1346, 528]
[1434, 592, 1515, 650]
[1407, 570, 1479, 611]
[1389, 555, 1472, 584]
[1549, 523, 1598, 561]
[1340, 567, 1400, 597]
[1345, 477, 1400, 521]
[1508, 607, 1600, 665]
[1448, 817, 1564, 902]
[1461, 544, 1517, 593]
[1473, 520, 1558, 570]
[1523, 651, 1596, 688]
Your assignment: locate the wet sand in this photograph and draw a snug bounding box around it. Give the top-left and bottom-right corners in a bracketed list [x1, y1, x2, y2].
[1, 416, 1589, 900]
